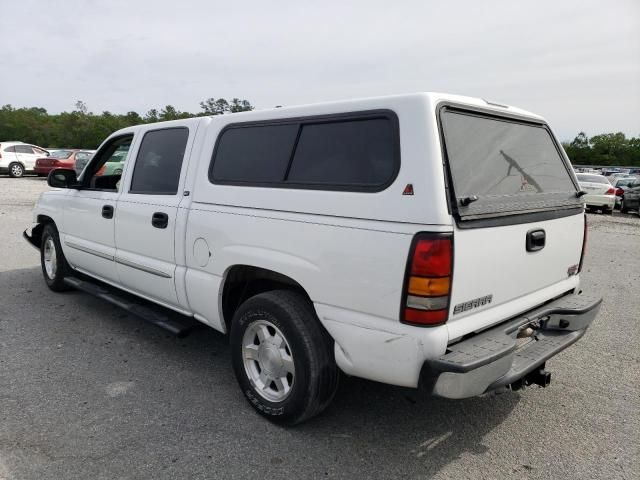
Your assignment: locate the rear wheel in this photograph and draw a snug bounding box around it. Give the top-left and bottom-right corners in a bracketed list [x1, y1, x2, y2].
[40, 223, 72, 292]
[230, 290, 338, 425]
[620, 199, 628, 214]
[8, 162, 24, 178]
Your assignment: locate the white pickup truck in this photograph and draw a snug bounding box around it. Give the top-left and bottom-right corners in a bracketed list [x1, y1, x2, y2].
[25, 92, 601, 425]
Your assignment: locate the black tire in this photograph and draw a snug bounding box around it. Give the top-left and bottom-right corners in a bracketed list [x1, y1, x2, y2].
[40, 223, 72, 292]
[230, 290, 339, 425]
[620, 199, 628, 214]
[8, 162, 25, 178]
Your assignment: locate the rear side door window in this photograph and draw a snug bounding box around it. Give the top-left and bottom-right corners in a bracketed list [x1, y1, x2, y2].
[129, 128, 189, 195]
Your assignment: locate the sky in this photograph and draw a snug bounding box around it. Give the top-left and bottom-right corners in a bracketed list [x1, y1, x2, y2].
[2, 0, 639, 141]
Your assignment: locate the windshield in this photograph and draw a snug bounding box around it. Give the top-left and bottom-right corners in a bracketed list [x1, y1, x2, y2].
[75, 152, 92, 161]
[576, 174, 610, 184]
[440, 109, 580, 219]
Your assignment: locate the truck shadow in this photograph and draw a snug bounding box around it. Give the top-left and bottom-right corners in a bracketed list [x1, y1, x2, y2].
[1, 266, 519, 478]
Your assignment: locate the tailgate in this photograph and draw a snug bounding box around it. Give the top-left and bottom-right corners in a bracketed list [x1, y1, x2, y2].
[450, 212, 584, 324]
[439, 105, 585, 336]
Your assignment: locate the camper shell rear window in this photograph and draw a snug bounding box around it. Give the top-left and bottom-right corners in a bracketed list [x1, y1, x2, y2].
[439, 106, 581, 222]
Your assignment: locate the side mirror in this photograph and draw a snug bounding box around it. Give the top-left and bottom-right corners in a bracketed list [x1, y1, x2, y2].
[47, 168, 79, 189]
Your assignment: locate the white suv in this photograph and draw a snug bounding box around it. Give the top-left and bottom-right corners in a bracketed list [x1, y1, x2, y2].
[24, 92, 601, 425]
[0, 141, 50, 177]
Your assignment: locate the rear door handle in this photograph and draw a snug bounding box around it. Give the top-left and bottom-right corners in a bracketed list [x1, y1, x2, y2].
[102, 205, 114, 219]
[526, 229, 546, 252]
[151, 212, 169, 229]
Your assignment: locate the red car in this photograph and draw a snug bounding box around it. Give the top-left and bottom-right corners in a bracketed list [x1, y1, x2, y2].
[34, 149, 80, 176]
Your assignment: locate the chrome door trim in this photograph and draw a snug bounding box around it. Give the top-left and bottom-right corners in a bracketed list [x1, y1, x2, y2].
[65, 240, 115, 261]
[115, 256, 172, 278]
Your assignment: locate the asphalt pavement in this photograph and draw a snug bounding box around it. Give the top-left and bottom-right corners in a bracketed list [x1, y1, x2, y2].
[0, 176, 638, 480]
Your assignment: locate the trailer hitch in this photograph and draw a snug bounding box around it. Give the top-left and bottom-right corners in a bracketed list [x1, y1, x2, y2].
[510, 365, 551, 391]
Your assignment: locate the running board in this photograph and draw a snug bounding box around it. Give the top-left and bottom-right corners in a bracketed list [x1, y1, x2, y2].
[63, 276, 197, 337]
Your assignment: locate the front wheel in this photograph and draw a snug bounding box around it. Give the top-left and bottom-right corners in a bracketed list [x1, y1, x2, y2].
[230, 290, 338, 425]
[8, 162, 25, 178]
[40, 223, 72, 292]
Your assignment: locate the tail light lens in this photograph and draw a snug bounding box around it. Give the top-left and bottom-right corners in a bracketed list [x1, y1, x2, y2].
[605, 187, 615, 195]
[615, 187, 624, 196]
[578, 214, 588, 273]
[401, 233, 453, 326]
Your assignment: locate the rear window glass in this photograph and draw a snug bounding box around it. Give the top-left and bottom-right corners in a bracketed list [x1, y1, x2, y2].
[616, 178, 637, 187]
[287, 118, 396, 186]
[441, 109, 580, 219]
[576, 174, 610, 184]
[212, 124, 298, 183]
[210, 112, 399, 191]
[15, 145, 34, 154]
[50, 150, 73, 159]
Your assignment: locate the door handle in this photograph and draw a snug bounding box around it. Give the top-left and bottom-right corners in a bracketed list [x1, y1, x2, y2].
[102, 205, 114, 219]
[151, 212, 169, 229]
[526, 229, 546, 252]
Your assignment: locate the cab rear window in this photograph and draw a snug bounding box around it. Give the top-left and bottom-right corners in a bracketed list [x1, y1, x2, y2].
[440, 108, 581, 220]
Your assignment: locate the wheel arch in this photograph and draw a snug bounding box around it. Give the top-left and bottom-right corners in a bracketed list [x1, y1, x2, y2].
[25, 215, 56, 250]
[220, 264, 315, 333]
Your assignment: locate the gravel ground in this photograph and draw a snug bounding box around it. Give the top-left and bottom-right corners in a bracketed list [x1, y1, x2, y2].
[0, 176, 638, 480]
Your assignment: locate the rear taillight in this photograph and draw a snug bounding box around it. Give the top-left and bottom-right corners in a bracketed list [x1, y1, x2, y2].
[605, 187, 615, 195]
[615, 187, 624, 196]
[401, 233, 453, 326]
[578, 214, 588, 273]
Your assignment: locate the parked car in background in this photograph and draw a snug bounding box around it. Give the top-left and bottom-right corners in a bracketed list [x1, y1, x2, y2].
[35, 149, 80, 176]
[576, 173, 616, 213]
[619, 178, 640, 216]
[73, 150, 96, 176]
[94, 148, 126, 177]
[0, 141, 50, 177]
[608, 172, 632, 182]
[613, 176, 638, 209]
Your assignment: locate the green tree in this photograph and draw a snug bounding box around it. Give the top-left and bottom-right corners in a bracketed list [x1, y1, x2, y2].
[563, 132, 640, 167]
[200, 98, 229, 115]
[0, 96, 255, 148]
[229, 98, 253, 113]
